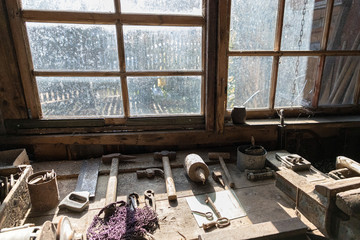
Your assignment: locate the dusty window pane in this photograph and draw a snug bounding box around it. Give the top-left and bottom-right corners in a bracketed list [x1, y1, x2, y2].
[37, 77, 123, 118]
[27, 23, 119, 71]
[227, 57, 272, 109]
[120, 0, 201, 15]
[327, 0, 360, 50]
[275, 56, 319, 107]
[123, 26, 202, 71]
[229, 0, 277, 51]
[127, 76, 201, 116]
[319, 56, 360, 105]
[282, 0, 325, 51]
[22, 0, 114, 12]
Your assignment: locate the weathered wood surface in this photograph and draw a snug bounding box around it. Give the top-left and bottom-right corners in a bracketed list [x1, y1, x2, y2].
[336, 188, 360, 218]
[0, 166, 33, 228]
[25, 149, 315, 239]
[199, 217, 307, 240]
[315, 177, 360, 198]
[0, 0, 27, 119]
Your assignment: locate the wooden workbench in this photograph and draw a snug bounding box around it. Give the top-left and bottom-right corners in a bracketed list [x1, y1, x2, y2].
[25, 148, 316, 239]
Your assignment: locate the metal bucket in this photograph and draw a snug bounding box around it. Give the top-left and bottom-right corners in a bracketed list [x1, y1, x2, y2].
[26, 170, 59, 212]
[237, 145, 267, 171]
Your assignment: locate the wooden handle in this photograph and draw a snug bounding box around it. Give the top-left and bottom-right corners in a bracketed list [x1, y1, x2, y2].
[219, 156, 235, 188]
[105, 158, 119, 205]
[162, 156, 177, 201]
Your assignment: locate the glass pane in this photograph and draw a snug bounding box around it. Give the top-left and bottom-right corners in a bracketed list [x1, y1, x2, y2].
[227, 57, 272, 109]
[229, 0, 278, 51]
[282, 0, 324, 51]
[275, 56, 319, 107]
[22, 0, 114, 12]
[37, 77, 123, 118]
[123, 26, 202, 71]
[319, 56, 360, 105]
[127, 76, 201, 116]
[328, 0, 360, 50]
[120, 0, 202, 15]
[27, 23, 119, 71]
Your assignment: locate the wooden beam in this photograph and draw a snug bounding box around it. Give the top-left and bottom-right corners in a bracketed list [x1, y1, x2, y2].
[205, 0, 217, 131]
[6, 0, 41, 119]
[227, 50, 360, 57]
[269, 56, 280, 110]
[274, 0, 285, 52]
[34, 71, 204, 77]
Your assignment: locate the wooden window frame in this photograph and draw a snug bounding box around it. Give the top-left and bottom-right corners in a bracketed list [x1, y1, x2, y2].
[6, 0, 215, 131]
[216, 0, 360, 133]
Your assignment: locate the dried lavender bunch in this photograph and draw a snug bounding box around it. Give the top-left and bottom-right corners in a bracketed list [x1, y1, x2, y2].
[87, 201, 159, 240]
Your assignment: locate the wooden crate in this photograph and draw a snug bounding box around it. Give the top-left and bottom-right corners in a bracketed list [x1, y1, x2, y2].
[0, 148, 32, 229]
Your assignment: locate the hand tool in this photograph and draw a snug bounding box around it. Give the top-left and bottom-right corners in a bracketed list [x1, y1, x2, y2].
[202, 217, 231, 231]
[154, 150, 177, 201]
[144, 189, 156, 210]
[59, 160, 99, 212]
[208, 152, 235, 188]
[102, 153, 136, 205]
[205, 194, 230, 228]
[191, 210, 214, 220]
[128, 192, 139, 210]
[184, 154, 210, 184]
[136, 168, 164, 179]
[247, 170, 275, 181]
[211, 171, 225, 188]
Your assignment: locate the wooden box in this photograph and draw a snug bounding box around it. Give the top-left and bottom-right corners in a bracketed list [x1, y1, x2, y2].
[0, 148, 30, 168]
[0, 149, 33, 229]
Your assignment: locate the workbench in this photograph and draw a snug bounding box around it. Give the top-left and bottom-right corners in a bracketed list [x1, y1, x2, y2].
[25, 148, 318, 239]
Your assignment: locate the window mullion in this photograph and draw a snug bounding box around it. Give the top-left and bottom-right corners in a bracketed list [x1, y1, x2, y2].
[269, 0, 285, 110]
[312, 0, 334, 108]
[115, 1, 130, 118]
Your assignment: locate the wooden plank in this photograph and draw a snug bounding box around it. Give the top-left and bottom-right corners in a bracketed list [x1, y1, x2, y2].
[34, 70, 203, 77]
[6, 0, 41, 119]
[0, 0, 27, 119]
[269, 57, 280, 110]
[199, 218, 307, 240]
[215, 0, 231, 133]
[120, 14, 205, 26]
[315, 177, 360, 198]
[5, 119, 105, 129]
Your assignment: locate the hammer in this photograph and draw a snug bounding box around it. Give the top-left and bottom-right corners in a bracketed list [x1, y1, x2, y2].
[154, 150, 177, 201]
[208, 152, 235, 188]
[102, 153, 136, 205]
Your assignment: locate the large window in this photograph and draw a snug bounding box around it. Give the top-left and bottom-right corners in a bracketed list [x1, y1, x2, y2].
[17, 0, 204, 119]
[223, 0, 360, 116]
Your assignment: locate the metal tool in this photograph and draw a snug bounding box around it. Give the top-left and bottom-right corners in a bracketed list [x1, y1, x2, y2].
[136, 168, 164, 179]
[208, 152, 235, 188]
[144, 189, 156, 210]
[212, 171, 225, 188]
[205, 194, 230, 228]
[154, 150, 177, 201]
[128, 192, 140, 210]
[58, 160, 99, 212]
[192, 210, 214, 220]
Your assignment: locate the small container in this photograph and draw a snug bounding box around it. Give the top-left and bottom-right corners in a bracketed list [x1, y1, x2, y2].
[237, 145, 267, 171]
[27, 170, 59, 212]
[231, 106, 246, 124]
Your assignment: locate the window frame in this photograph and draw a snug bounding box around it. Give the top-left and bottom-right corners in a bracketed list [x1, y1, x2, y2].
[6, 0, 211, 128]
[216, 0, 360, 133]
